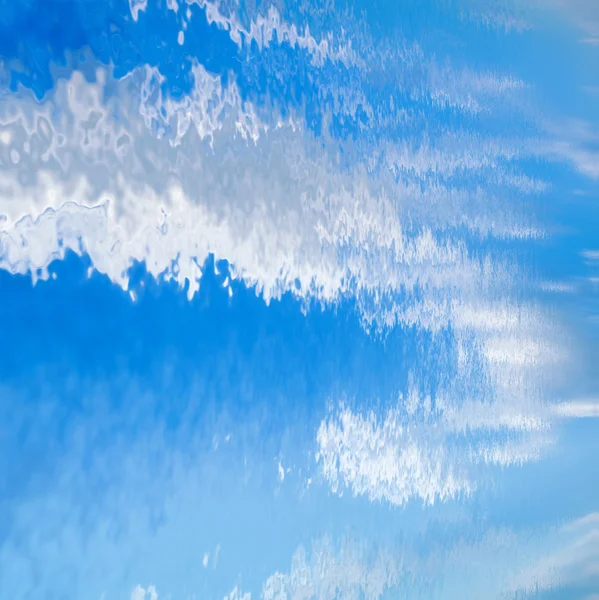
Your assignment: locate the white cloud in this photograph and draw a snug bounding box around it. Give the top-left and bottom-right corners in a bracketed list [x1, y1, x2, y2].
[542, 119, 599, 180]
[129, 0, 148, 22]
[261, 514, 599, 599]
[314, 391, 556, 505]
[1, 56, 565, 506]
[315, 293, 565, 505]
[461, 0, 599, 38]
[582, 250, 599, 263]
[428, 65, 527, 114]
[554, 401, 599, 418]
[0, 61, 530, 333]
[262, 537, 405, 600]
[539, 281, 575, 293]
[131, 585, 158, 600]
[0, 5, 593, 599]
[0, 18, 569, 519]
[545, 0, 599, 37]
[483, 336, 561, 367]
[316, 403, 471, 506]
[508, 513, 599, 595]
[3, 54, 562, 506]
[224, 586, 251, 600]
[185, 1, 363, 68]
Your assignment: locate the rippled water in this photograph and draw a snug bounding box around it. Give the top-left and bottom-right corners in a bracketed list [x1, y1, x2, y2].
[0, 0, 598, 598]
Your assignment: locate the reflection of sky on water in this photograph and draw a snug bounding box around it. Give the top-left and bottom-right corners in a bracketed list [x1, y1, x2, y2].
[0, 0, 598, 598]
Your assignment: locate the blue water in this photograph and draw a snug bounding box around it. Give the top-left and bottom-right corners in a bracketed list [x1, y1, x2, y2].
[1, 0, 598, 598]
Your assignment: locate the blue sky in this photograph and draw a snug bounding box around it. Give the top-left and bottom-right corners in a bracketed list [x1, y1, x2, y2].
[0, 0, 598, 598]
